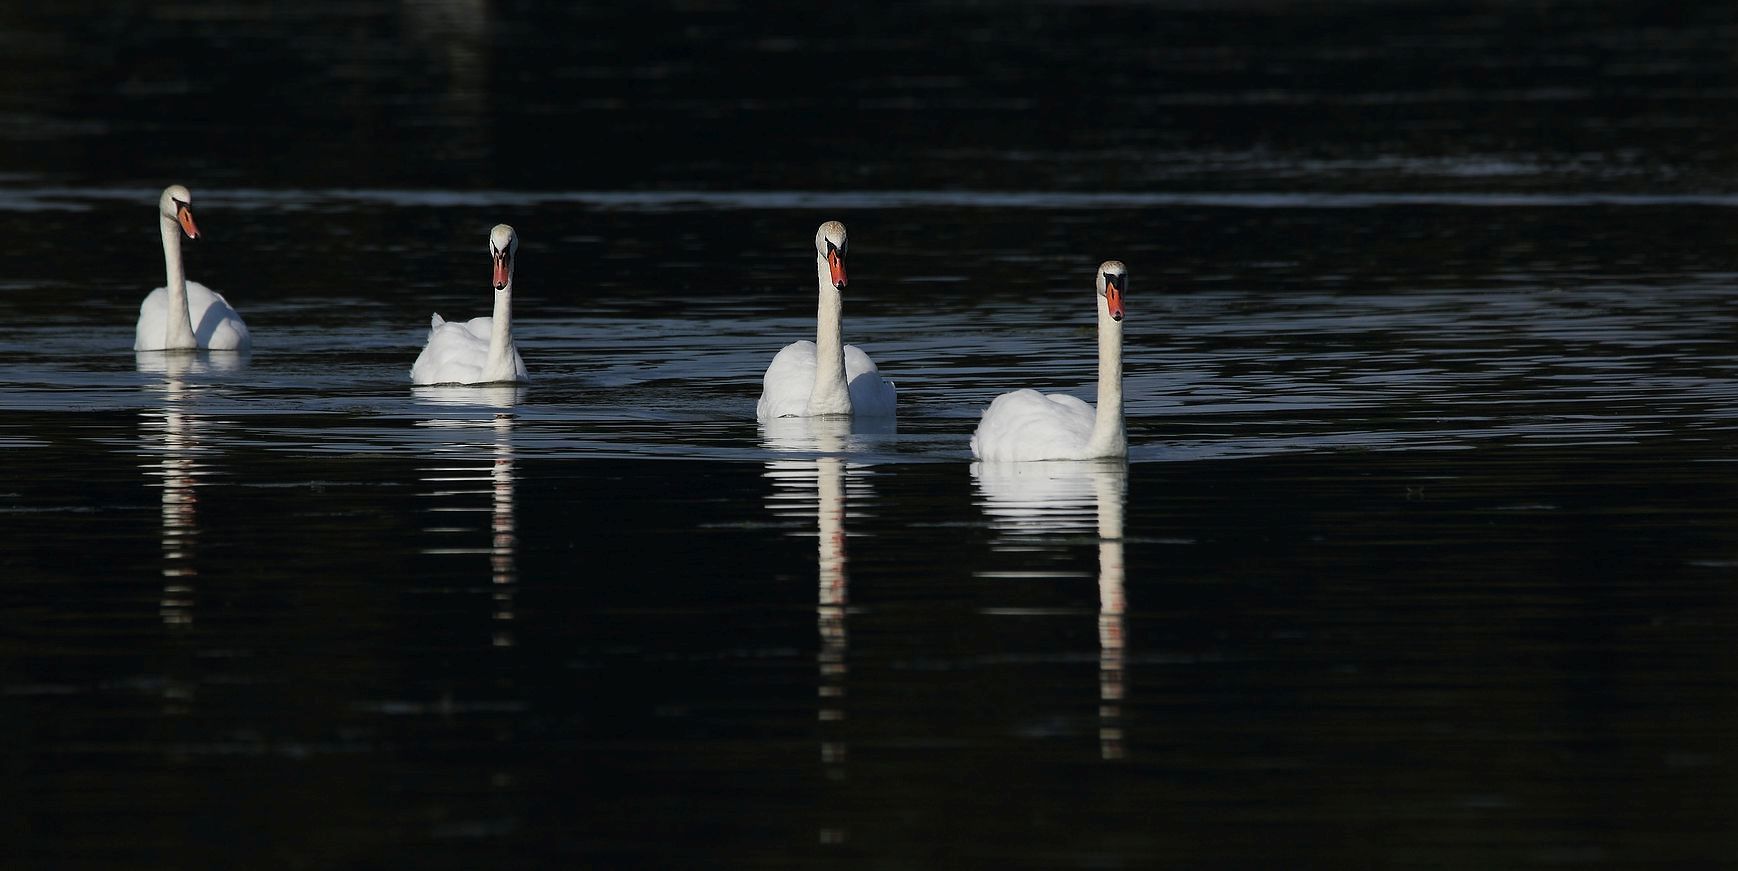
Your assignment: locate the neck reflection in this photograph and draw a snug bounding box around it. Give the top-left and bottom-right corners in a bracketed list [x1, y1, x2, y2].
[416, 386, 522, 649]
[151, 364, 198, 626]
[137, 352, 235, 628]
[1094, 467, 1127, 761]
[972, 459, 1129, 760]
[761, 415, 867, 785]
[490, 413, 516, 647]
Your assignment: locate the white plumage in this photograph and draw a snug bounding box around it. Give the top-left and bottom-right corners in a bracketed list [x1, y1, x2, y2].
[758, 341, 896, 420]
[971, 260, 1128, 462]
[134, 184, 250, 352]
[411, 224, 529, 386]
[756, 221, 897, 420]
[971, 389, 1101, 462]
[135, 280, 251, 352]
[410, 312, 528, 386]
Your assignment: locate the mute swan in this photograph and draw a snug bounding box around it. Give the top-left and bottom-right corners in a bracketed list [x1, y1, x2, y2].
[756, 221, 897, 420]
[411, 224, 529, 386]
[970, 260, 1127, 462]
[134, 185, 251, 352]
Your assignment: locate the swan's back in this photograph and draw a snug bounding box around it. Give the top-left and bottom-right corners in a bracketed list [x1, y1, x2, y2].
[757, 341, 897, 420]
[411, 314, 526, 385]
[134, 281, 251, 351]
[970, 388, 1097, 462]
[757, 340, 818, 420]
[843, 344, 897, 417]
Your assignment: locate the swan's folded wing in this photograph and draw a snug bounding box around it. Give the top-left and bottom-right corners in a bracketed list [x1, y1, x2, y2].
[134, 287, 171, 351]
[411, 320, 489, 384]
[185, 282, 250, 351]
[757, 340, 818, 420]
[842, 344, 880, 376]
[971, 388, 1096, 461]
[844, 344, 897, 417]
[460, 316, 495, 342]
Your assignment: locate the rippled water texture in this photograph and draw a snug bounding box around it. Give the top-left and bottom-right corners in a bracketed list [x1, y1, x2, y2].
[6, 2, 1738, 868]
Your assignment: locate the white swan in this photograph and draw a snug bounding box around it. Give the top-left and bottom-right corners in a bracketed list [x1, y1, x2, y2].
[411, 224, 529, 386]
[756, 221, 896, 420]
[134, 185, 250, 352]
[970, 260, 1127, 462]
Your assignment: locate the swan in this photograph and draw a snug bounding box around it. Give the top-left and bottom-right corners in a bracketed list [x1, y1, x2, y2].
[756, 221, 896, 420]
[411, 224, 529, 386]
[134, 185, 251, 352]
[970, 260, 1127, 462]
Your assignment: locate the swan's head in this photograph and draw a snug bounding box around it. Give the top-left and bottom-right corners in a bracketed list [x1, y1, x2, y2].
[159, 184, 199, 240]
[815, 220, 848, 290]
[1097, 260, 1126, 322]
[489, 223, 517, 291]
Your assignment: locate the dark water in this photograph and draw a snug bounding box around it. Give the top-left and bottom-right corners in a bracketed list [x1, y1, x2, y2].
[7, 2, 1738, 868]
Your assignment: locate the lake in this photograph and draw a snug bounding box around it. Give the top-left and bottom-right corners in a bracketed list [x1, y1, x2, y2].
[5, 2, 1738, 868]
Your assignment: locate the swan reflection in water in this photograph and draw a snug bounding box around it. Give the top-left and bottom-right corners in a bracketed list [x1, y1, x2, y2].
[415, 386, 523, 648]
[972, 459, 1129, 760]
[761, 415, 879, 790]
[137, 352, 246, 628]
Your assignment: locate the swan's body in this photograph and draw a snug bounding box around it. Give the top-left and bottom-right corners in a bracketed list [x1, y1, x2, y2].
[411, 224, 529, 386]
[971, 261, 1127, 462]
[758, 342, 895, 420]
[411, 312, 528, 386]
[757, 221, 896, 420]
[134, 185, 250, 352]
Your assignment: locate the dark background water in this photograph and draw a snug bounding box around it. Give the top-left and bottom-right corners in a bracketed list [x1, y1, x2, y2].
[6, 1, 1738, 868]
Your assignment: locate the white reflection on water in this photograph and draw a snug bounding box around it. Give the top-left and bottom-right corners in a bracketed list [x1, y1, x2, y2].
[412, 385, 526, 409]
[973, 459, 1128, 760]
[136, 352, 246, 628]
[416, 387, 520, 648]
[142, 359, 197, 627]
[489, 414, 516, 647]
[133, 351, 250, 376]
[760, 415, 878, 794]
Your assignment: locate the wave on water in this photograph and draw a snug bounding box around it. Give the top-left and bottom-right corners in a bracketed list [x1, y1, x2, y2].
[8, 185, 1738, 213]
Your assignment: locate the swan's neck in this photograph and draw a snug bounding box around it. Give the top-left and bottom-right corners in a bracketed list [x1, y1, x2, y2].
[807, 256, 851, 415]
[481, 280, 516, 383]
[160, 216, 197, 350]
[1086, 299, 1126, 457]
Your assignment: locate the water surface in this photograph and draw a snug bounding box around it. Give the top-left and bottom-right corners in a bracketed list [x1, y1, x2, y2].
[7, 2, 1738, 868]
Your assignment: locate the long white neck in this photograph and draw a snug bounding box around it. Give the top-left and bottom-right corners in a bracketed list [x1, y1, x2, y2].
[160, 216, 197, 350]
[480, 279, 516, 383]
[1085, 296, 1126, 457]
[807, 255, 851, 415]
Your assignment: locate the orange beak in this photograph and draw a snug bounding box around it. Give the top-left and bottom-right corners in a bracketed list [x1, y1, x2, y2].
[492, 253, 510, 290]
[177, 204, 200, 239]
[1105, 280, 1124, 322]
[827, 248, 847, 289]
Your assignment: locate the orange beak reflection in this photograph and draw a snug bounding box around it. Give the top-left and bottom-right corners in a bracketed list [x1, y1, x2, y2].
[492, 253, 510, 290]
[176, 204, 200, 240]
[827, 248, 847, 289]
